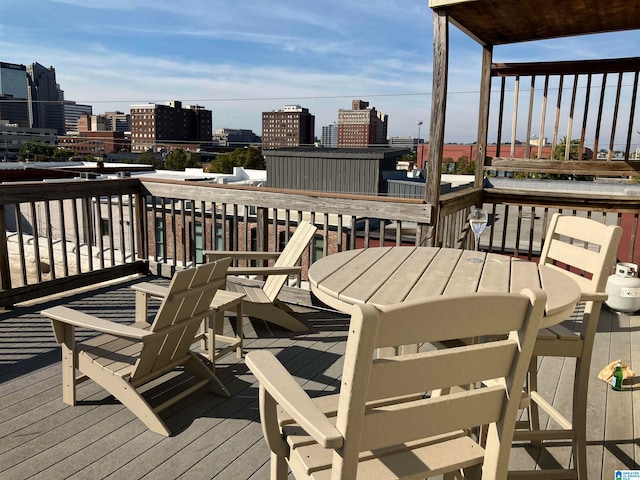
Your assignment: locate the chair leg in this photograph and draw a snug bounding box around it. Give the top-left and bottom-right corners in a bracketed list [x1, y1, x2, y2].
[527, 356, 542, 448]
[78, 354, 171, 436]
[184, 352, 230, 397]
[270, 451, 288, 480]
[59, 323, 77, 406]
[572, 356, 589, 480]
[244, 301, 308, 332]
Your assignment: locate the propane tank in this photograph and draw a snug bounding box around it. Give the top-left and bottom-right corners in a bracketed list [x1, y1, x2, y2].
[605, 262, 640, 313]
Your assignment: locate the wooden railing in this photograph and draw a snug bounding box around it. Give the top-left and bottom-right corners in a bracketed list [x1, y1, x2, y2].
[2, 175, 639, 308]
[0, 177, 432, 307]
[0, 179, 147, 306]
[483, 57, 640, 177]
[438, 187, 640, 264]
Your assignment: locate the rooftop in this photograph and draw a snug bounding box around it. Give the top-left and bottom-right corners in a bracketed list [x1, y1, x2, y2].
[1, 278, 639, 478]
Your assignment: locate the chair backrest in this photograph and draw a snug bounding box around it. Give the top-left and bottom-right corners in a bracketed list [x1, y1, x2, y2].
[262, 220, 318, 301]
[332, 289, 546, 479]
[539, 214, 622, 294]
[131, 257, 231, 380]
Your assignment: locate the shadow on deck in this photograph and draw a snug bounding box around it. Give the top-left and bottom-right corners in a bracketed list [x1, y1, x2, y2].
[0, 277, 638, 479]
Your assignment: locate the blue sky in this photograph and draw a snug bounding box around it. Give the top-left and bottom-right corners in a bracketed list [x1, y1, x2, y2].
[2, 0, 639, 143]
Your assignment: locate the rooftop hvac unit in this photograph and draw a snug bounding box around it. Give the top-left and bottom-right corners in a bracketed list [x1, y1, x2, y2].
[117, 171, 131, 178]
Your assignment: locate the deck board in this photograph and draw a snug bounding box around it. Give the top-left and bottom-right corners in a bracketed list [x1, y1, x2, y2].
[0, 276, 638, 479]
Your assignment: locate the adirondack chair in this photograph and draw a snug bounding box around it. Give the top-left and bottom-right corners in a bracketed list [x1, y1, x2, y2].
[246, 288, 546, 479]
[204, 220, 317, 332]
[41, 258, 232, 437]
[512, 214, 622, 480]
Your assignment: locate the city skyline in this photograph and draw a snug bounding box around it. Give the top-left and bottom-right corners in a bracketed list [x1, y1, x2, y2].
[2, 0, 639, 143]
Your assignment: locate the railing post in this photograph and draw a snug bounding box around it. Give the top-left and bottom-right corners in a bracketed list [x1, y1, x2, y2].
[424, 9, 449, 246]
[134, 192, 148, 261]
[256, 207, 269, 252]
[0, 205, 12, 290]
[476, 44, 493, 190]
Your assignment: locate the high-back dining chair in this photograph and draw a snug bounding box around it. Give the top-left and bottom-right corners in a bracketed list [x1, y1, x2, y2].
[247, 289, 546, 479]
[512, 214, 622, 479]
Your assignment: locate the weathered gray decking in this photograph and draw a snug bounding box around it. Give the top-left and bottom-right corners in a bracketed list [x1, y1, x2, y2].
[0, 276, 638, 479]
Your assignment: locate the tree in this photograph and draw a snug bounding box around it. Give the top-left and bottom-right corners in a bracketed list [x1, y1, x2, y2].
[455, 155, 475, 175]
[52, 148, 76, 161]
[163, 149, 201, 171]
[18, 141, 55, 161]
[136, 151, 164, 169]
[553, 136, 581, 161]
[206, 147, 265, 174]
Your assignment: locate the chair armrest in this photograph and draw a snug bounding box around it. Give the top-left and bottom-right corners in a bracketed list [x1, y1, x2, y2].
[246, 350, 343, 449]
[42, 306, 153, 341]
[204, 250, 281, 261]
[131, 282, 169, 298]
[579, 291, 608, 303]
[228, 266, 302, 276]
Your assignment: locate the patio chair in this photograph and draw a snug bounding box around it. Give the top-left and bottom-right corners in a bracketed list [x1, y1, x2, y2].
[204, 220, 317, 332]
[41, 258, 232, 437]
[246, 288, 546, 479]
[512, 214, 622, 479]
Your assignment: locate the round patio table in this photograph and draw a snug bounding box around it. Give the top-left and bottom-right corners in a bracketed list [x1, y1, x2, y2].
[308, 246, 580, 329]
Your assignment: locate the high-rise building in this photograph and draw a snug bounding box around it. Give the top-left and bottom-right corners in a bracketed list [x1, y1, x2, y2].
[64, 101, 93, 134]
[104, 111, 130, 132]
[77, 112, 108, 132]
[261, 105, 315, 149]
[321, 123, 338, 148]
[0, 62, 30, 127]
[26, 63, 65, 135]
[337, 99, 388, 148]
[129, 100, 212, 152]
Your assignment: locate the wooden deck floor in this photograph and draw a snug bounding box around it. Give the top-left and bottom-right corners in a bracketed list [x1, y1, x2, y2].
[0, 276, 638, 479]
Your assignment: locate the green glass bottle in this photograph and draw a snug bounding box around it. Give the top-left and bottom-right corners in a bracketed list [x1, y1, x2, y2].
[611, 363, 623, 391]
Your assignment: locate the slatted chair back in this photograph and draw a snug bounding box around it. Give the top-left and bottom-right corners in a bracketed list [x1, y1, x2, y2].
[262, 221, 317, 302]
[540, 214, 622, 294]
[332, 289, 545, 479]
[131, 258, 231, 381]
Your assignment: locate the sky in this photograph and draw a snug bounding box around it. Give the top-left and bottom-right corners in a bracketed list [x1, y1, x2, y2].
[2, 0, 639, 144]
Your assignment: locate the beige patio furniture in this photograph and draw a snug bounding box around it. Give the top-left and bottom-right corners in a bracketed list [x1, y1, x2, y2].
[204, 220, 317, 333]
[132, 279, 246, 365]
[246, 288, 546, 479]
[512, 214, 623, 480]
[41, 258, 232, 437]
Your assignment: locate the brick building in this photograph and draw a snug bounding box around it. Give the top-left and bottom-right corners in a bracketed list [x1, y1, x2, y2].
[130, 101, 212, 152]
[337, 100, 388, 148]
[262, 105, 315, 149]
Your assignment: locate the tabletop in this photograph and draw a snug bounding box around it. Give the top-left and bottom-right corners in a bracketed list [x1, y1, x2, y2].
[308, 246, 581, 329]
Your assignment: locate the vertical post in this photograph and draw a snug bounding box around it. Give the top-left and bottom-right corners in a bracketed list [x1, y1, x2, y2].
[134, 192, 148, 261]
[257, 207, 269, 275]
[0, 205, 12, 291]
[423, 9, 449, 246]
[476, 44, 493, 191]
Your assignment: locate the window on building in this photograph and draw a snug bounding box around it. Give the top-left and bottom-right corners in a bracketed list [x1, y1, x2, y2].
[312, 233, 324, 262]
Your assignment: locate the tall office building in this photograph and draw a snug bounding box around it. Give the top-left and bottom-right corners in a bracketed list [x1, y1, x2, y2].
[27, 63, 65, 135]
[64, 101, 93, 134]
[0, 62, 30, 127]
[104, 111, 130, 132]
[129, 100, 212, 152]
[262, 105, 315, 149]
[337, 99, 388, 148]
[321, 123, 338, 148]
